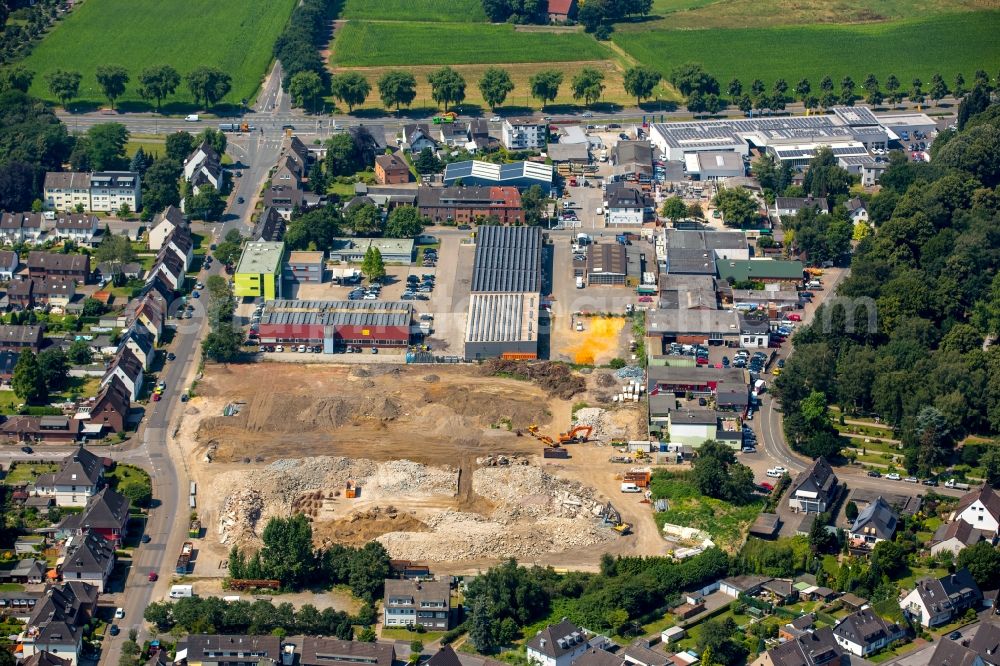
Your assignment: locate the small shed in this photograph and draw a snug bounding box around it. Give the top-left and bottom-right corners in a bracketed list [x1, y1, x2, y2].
[661, 626, 685, 644]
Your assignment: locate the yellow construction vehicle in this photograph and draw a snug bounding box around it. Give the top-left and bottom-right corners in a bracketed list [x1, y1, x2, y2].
[600, 501, 632, 535]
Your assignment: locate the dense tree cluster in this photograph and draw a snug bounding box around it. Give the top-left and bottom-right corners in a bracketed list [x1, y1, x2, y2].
[691, 440, 757, 503]
[273, 0, 337, 94]
[11, 349, 69, 403]
[227, 514, 391, 601]
[0, 90, 72, 211]
[775, 102, 1000, 474]
[465, 550, 728, 653]
[201, 244, 243, 363]
[144, 595, 355, 638]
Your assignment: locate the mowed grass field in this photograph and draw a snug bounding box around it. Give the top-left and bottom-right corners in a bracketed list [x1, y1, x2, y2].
[330, 61, 645, 112]
[332, 21, 608, 67]
[23, 0, 297, 109]
[613, 12, 1000, 89]
[340, 0, 486, 22]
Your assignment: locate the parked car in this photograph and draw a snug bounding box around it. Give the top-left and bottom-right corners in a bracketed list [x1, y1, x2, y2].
[148, 572, 158, 581]
[115, 608, 125, 619]
[20, 446, 32, 454]
[109, 625, 120, 636]
[886, 473, 901, 480]
[867, 470, 881, 477]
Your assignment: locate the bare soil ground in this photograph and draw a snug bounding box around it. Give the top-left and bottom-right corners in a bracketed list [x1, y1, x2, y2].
[178, 363, 660, 573]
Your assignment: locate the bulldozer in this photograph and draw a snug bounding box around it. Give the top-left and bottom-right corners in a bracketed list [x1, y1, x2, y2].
[557, 425, 593, 444]
[599, 501, 632, 535]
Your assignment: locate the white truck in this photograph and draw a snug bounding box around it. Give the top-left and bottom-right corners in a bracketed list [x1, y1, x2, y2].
[620, 482, 641, 493]
[945, 479, 971, 490]
[576, 277, 585, 289]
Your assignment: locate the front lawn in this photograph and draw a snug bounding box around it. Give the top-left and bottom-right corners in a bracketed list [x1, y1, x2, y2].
[3, 462, 59, 486]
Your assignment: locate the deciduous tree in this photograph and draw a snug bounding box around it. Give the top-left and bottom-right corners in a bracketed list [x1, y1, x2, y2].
[12, 351, 45, 403]
[623, 66, 661, 107]
[571, 68, 605, 106]
[377, 70, 417, 113]
[137, 65, 181, 112]
[331, 72, 370, 112]
[478, 67, 514, 111]
[95, 65, 129, 110]
[529, 69, 563, 110]
[428, 67, 466, 111]
[46, 69, 81, 109]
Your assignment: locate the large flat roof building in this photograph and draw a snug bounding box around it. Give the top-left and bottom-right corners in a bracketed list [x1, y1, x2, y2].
[257, 300, 412, 351]
[465, 225, 543, 360]
[443, 160, 552, 190]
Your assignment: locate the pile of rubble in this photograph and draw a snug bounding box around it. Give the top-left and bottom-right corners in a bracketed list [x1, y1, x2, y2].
[215, 457, 457, 545]
[476, 455, 530, 467]
[481, 360, 586, 399]
[573, 407, 626, 441]
[615, 366, 645, 380]
[376, 464, 614, 561]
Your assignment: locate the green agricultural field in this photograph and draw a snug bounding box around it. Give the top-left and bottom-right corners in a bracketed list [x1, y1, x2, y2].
[23, 0, 297, 109]
[340, 0, 486, 22]
[332, 21, 608, 67]
[613, 12, 1000, 90]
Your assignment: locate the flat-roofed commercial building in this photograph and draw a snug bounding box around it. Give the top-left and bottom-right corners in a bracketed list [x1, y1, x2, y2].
[234, 241, 286, 300]
[257, 300, 412, 351]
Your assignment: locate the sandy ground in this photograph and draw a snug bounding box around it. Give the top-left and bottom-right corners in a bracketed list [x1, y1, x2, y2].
[176, 363, 660, 573]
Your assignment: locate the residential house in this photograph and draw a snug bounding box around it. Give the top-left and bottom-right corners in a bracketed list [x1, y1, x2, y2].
[94, 262, 143, 283]
[400, 124, 438, 153]
[900, 569, 982, 627]
[51, 214, 99, 245]
[180, 635, 282, 666]
[21, 651, 72, 666]
[0, 212, 44, 245]
[100, 346, 144, 401]
[774, 196, 829, 217]
[927, 619, 1000, 666]
[738, 316, 770, 349]
[295, 637, 395, 666]
[438, 123, 469, 148]
[0, 559, 47, 584]
[271, 154, 305, 189]
[80, 376, 131, 434]
[547, 0, 577, 22]
[845, 198, 868, 224]
[761, 578, 798, 605]
[7, 277, 35, 310]
[148, 248, 185, 291]
[0, 416, 82, 444]
[382, 578, 452, 630]
[164, 223, 195, 271]
[750, 627, 844, 666]
[417, 186, 524, 225]
[848, 496, 898, 547]
[953, 485, 1000, 537]
[930, 519, 985, 557]
[148, 206, 185, 251]
[0, 588, 43, 622]
[574, 651, 624, 666]
[252, 207, 286, 242]
[466, 119, 496, 152]
[787, 457, 838, 514]
[0, 249, 20, 279]
[18, 582, 98, 666]
[57, 487, 130, 545]
[502, 118, 546, 150]
[606, 184, 650, 227]
[525, 619, 590, 666]
[27, 252, 90, 284]
[0, 324, 44, 353]
[623, 640, 671, 666]
[183, 142, 223, 195]
[832, 608, 906, 657]
[60, 530, 115, 593]
[119, 325, 155, 370]
[263, 185, 308, 220]
[375, 152, 410, 185]
[36, 277, 76, 311]
[32, 447, 104, 507]
[43, 172, 92, 212]
[88, 171, 141, 213]
[0, 349, 19, 383]
[132, 294, 166, 343]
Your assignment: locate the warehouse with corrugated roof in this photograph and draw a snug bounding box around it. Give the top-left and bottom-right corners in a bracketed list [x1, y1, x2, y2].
[465, 225, 543, 360]
[257, 300, 413, 351]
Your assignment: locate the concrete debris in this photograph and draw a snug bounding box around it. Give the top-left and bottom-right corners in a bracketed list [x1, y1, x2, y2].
[614, 366, 645, 380]
[573, 407, 626, 441]
[476, 455, 530, 467]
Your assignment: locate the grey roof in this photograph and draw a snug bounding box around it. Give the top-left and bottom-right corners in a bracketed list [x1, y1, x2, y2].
[670, 409, 717, 426]
[253, 207, 286, 242]
[790, 457, 837, 501]
[44, 172, 91, 190]
[154, 205, 185, 229]
[465, 293, 537, 344]
[645, 308, 739, 336]
[611, 141, 653, 174]
[968, 621, 1000, 666]
[739, 315, 771, 335]
[833, 608, 902, 648]
[471, 225, 542, 294]
[182, 635, 282, 664]
[53, 214, 98, 231]
[90, 171, 138, 189]
[0, 350, 19, 376]
[39, 447, 103, 487]
[0, 324, 44, 346]
[527, 619, 587, 659]
[622, 641, 670, 666]
[850, 496, 898, 540]
[764, 626, 842, 666]
[911, 569, 982, 616]
[62, 530, 115, 575]
[665, 248, 717, 274]
[647, 365, 745, 387]
[261, 300, 412, 329]
[607, 186, 647, 210]
[59, 487, 130, 532]
[665, 229, 748, 252]
[25, 582, 97, 645]
[27, 251, 89, 274]
[932, 519, 985, 547]
[547, 142, 590, 162]
[22, 652, 73, 666]
[928, 639, 980, 666]
[775, 196, 829, 213]
[571, 649, 622, 666]
[296, 636, 395, 666]
[384, 578, 451, 607]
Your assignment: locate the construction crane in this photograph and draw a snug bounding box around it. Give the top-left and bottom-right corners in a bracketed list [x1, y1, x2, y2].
[558, 425, 593, 444]
[599, 501, 632, 535]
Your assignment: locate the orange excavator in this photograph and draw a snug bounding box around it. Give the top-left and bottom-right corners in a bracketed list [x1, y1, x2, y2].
[558, 425, 593, 444]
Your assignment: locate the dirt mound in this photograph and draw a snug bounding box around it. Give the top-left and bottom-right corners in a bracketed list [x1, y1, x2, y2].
[314, 506, 429, 547]
[481, 360, 586, 399]
[423, 374, 440, 383]
[595, 373, 616, 388]
[420, 384, 550, 430]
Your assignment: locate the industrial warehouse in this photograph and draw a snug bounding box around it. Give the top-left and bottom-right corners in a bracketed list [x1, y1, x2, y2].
[257, 300, 414, 351]
[464, 225, 543, 361]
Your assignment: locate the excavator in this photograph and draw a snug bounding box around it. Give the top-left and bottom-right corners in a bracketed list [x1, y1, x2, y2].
[558, 425, 593, 444]
[600, 501, 631, 535]
[527, 425, 557, 447]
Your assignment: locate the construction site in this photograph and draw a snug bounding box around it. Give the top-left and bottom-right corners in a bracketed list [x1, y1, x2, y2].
[177, 361, 662, 573]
